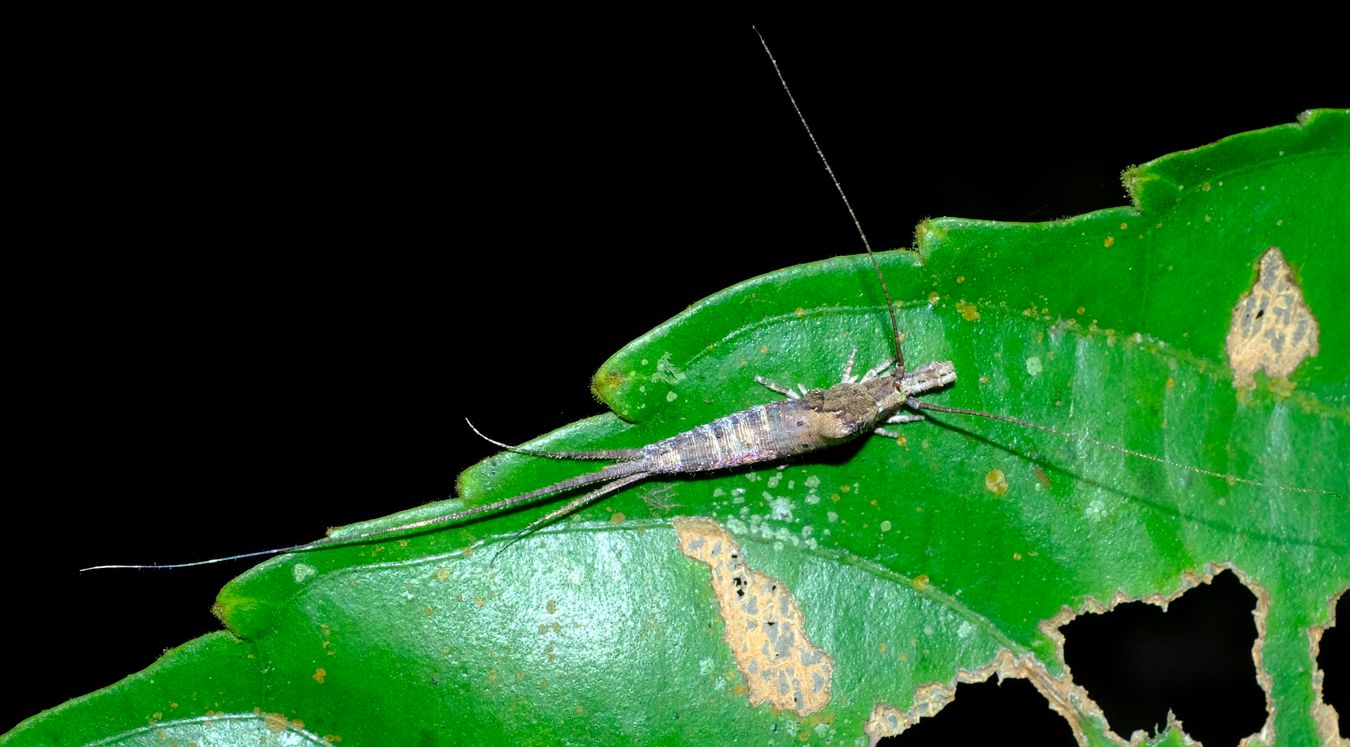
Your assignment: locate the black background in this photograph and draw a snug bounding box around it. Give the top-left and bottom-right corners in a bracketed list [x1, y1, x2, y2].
[7, 15, 1344, 742]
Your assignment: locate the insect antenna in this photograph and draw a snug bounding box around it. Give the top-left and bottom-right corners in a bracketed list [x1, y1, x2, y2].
[755, 27, 904, 376]
[910, 399, 1345, 498]
[757, 29, 1343, 502]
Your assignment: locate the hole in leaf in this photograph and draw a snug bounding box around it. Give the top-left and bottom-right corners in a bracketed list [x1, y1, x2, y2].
[1318, 591, 1347, 739]
[1061, 569, 1266, 746]
[878, 678, 1075, 745]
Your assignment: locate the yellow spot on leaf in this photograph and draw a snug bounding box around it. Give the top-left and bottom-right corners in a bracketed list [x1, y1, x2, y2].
[263, 712, 290, 734]
[954, 299, 980, 321]
[547, 600, 558, 614]
[985, 469, 1008, 497]
[312, 668, 327, 684]
[610, 511, 626, 524]
[794, 307, 806, 318]
[914, 575, 929, 589]
[1104, 236, 1114, 248]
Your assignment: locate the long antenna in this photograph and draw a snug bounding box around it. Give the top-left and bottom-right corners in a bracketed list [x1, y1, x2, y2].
[754, 27, 905, 376]
[912, 400, 1344, 498]
[756, 29, 1343, 501]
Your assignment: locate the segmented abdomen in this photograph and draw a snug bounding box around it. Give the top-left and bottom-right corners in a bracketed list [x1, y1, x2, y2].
[641, 398, 822, 474]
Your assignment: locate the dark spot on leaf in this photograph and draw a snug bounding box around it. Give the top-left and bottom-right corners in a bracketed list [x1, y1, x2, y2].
[878, 679, 1074, 746]
[1061, 570, 1266, 746]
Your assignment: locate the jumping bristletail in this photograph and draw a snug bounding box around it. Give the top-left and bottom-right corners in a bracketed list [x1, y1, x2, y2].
[81, 31, 1343, 573]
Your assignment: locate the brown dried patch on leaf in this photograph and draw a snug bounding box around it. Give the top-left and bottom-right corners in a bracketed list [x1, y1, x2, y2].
[1226, 247, 1320, 390]
[864, 702, 906, 745]
[672, 516, 833, 717]
[864, 651, 1094, 747]
[863, 683, 956, 745]
[1042, 563, 1274, 745]
[1310, 584, 1347, 746]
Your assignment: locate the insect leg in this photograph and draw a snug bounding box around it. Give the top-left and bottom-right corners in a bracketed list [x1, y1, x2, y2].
[839, 347, 859, 382]
[886, 413, 925, 424]
[860, 357, 896, 382]
[873, 428, 904, 439]
[755, 375, 801, 399]
[466, 418, 643, 461]
[491, 471, 651, 564]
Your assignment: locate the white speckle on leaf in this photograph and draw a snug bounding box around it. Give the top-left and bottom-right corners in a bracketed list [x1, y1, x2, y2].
[1084, 497, 1106, 522]
[1025, 356, 1043, 376]
[651, 352, 686, 384]
[292, 563, 317, 583]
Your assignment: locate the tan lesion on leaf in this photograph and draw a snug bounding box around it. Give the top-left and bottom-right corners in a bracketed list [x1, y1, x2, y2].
[1226, 247, 1319, 391]
[1310, 584, 1347, 745]
[672, 516, 833, 717]
[1041, 562, 1275, 746]
[864, 683, 955, 746]
[862, 650, 1097, 747]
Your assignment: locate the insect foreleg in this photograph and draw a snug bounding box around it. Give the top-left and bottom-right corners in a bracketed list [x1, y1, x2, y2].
[859, 357, 897, 382]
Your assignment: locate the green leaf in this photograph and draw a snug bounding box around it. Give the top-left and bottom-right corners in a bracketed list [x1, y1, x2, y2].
[7, 111, 1347, 746]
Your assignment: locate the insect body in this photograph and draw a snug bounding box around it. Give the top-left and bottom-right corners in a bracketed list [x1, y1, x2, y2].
[472, 355, 956, 543]
[84, 349, 955, 569]
[81, 32, 1340, 574]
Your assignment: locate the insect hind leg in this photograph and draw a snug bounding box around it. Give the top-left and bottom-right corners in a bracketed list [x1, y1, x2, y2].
[490, 471, 651, 565]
